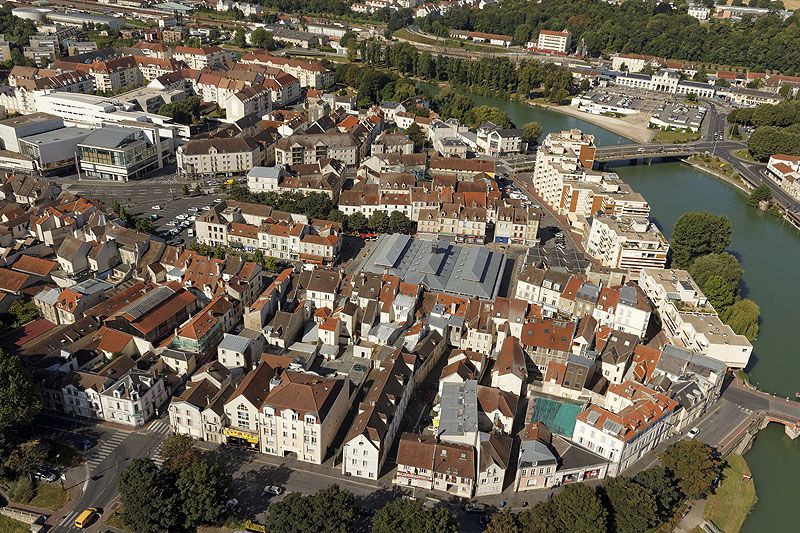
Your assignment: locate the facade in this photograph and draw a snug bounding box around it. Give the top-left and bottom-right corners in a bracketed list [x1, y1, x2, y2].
[766, 154, 800, 201]
[100, 370, 167, 427]
[274, 133, 359, 167]
[77, 126, 169, 181]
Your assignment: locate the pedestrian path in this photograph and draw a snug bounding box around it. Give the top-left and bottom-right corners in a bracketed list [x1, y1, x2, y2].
[86, 431, 128, 471]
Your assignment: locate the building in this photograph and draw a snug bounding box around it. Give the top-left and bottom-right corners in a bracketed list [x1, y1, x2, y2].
[260, 371, 350, 464]
[356, 234, 508, 300]
[342, 351, 415, 480]
[173, 45, 233, 70]
[77, 125, 169, 181]
[177, 138, 263, 177]
[574, 382, 678, 475]
[240, 52, 333, 89]
[275, 132, 359, 168]
[687, 4, 711, 21]
[766, 154, 800, 201]
[0, 112, 65, 153]
[536, 30, 571, 53]
[225, 86, 272, 123]
[394, 433, 476, 497]
[584, 214, 669, 272]
[450, 30, 512, 48]
[18, 126, 94, 174]
[100, 369, 167, 427]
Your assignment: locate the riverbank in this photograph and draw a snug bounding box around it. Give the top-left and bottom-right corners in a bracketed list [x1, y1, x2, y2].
[529, 100, 656, 143]
[685, 156, 752, 195]
[704, 454, 757, 533]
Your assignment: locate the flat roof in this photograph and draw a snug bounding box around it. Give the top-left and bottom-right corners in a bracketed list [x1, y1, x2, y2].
[20, 126, 95, 145]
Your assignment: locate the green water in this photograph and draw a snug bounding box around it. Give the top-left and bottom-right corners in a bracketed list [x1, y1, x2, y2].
[421, 84, 798, 530]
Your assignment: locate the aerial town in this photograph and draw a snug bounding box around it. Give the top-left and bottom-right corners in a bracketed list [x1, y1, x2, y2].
[0, 0, 798, 532]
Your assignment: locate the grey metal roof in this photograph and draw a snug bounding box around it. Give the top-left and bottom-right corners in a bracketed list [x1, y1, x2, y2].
[358, 234, 507, 300]
[72, 277, 113, 296]
[34, 287, 60, 306]
[518, 437, 557, 467]
[437, 380, 479, 438]
[247, 165, 287, 179]
[218, 333, 253, 354]
[20, 126, 95, 145]
[80, 126, 139, 149]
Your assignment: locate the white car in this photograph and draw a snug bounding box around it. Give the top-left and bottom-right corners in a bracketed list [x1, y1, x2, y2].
[687, 427, 700, 439]
[175, 214, 188, 221]
[151, 205, 162, 211]
[264, 485, 284, 496]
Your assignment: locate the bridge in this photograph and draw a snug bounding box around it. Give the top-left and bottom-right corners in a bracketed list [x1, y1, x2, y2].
[722, 379, 800, 440]
[593, 140, 743, 163]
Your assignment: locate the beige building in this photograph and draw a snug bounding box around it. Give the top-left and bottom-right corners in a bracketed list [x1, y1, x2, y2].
[173, 45, 233, 70]
[177, 137, 263, 177]
[260, 372, 350, 464]
[275, 132, 359, 168]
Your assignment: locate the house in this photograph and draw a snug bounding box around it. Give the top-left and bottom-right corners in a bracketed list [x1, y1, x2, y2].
[169, 368, 234, 441]
[100, 369, 167, 427]
[491, 337, 528, 397]
[476, 431, 513, 496]
[222, 361, 277, 449]
[394, 433, 476, 497]
[177, 137, 263, 177]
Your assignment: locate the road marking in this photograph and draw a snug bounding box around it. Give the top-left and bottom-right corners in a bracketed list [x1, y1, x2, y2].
[86, 432, 127, 470]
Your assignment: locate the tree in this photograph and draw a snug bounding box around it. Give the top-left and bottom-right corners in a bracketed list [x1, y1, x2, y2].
[177, 460, 230, 529]
[119, 459, 181, 533]
[633, 467, 684, 521]
[134, 218, 156, 235]
[721, 298, 760, 340]
[465, 105, 512, 129]
[518, 498, 561, 532]
[550, 483, 607, 533]
[703, 275, 735, 312]
[0, 350, 40, 434]
[4, 439, 47, 480]
[250, 27, 270, 49]
[232, 27, 247, 48]
[368, 211, 390, 233]
[388, 211, 414, 234]
[264, 256, 280, 272]
[513, 24, 533, 45]
[523, 121, 543, 144]
[747, 183, 772, 207]
[600, 476, 659, 533]
[671, 212, 732, 268]
[485, 510, 520, 533]
[660, 440, 722, 499]
[406, 123, 426, 152]
[160, 434, 200, 474]
[6, 300, 39, 327]
[688, 252, 742, 294]
[372, 498, 459, 533]
[347, 212, 368, 234]
[265, 485, 355, 533]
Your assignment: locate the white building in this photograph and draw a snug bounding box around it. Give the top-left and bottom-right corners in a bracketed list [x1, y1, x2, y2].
[766, 154, 800, 201]
[536, 30, 571, 53]
[584, 214, 669, 272]
[100, 370, 167, 427]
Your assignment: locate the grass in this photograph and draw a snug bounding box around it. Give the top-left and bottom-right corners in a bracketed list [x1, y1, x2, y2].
[735, 149, 756, 162]
[46, 440, 84, 469]
[704, 454, 757, 533]
[25, 483, 69, 511]
[0, 515, 30, 533]
[653, 129, 701, 143]
[393, 28, 512, 54]
[105, 508, 132, 531]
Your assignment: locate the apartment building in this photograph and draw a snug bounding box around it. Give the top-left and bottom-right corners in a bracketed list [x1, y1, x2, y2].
[766, 154, 800, 200]
[173, 45, 233, 70]
[225, 86, 272, 123]
[574, 382, 678, 475]
[275, 132, 359, 167]
[223, 362, 277, 449]
[342, 352, 416, 479]
[260, 371, 350, 464]
[177, 137, 263, 177]
[494, 206, 541, 245]
[536, 30, 571, 53]
[532, 129, 596, 210]
[583, 214, 669, 272]
[239, 51, 333, 89]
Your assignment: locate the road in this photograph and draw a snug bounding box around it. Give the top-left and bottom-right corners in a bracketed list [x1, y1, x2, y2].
[38, 416, 171, 532]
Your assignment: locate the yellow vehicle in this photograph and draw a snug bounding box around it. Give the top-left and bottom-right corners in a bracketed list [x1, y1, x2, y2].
[74, 508, 98, 529]
[224, 179, 235, 186]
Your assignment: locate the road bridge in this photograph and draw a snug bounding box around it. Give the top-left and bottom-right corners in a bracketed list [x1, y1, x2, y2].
[722, 379, 800, 439]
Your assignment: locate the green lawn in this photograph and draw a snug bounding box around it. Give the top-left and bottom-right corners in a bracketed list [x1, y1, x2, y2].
[25, 483, 69, 511]
[704, 454, 757, 533]
[46, 440, 84, 469]
[735, 149, 757, 162]
[0, 514, 30, 533]
[393, 28, 512, 54]
[653, 129, 701, 143]
[105, 509, 131, 532]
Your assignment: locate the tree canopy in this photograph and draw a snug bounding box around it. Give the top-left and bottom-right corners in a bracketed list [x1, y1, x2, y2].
[671, 212, 732, 268]
[160, 433, 200, 474]
[660, 440, 722, 500]
[0, 350, 40, 435]
[600, 476, 659, 533]
[688, 252, 742, 294]
[721, 298, 761, 340]
[633, 466, 684, 522]
[372, 498, 459, 533]
[177, 460, 230, 529]
[119, 459, 182, 533]
[265, 485, 356, 533]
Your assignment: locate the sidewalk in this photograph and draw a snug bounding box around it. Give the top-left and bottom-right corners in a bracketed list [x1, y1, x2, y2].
[0, 481, 83, 528]
[675, 499, 706, 533]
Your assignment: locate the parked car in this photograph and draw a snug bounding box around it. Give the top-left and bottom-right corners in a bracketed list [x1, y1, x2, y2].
[151, 205, 162, 210]
[465, 502, 486, 513]
[76, 436, 97, 450]
[264, 485, 284, 496]
[35, 470, 58, 482]
[687, 427, 700, 439]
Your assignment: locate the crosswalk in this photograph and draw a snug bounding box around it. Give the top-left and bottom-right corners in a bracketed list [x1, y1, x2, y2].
[85, 431, 128, 471]
[146, 419, 173, 467]
[59, 508, 84, 530]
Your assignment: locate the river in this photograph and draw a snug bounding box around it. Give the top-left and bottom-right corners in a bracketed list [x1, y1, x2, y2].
[417, 83, 798, 530]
